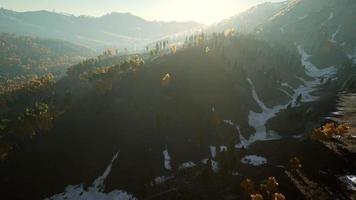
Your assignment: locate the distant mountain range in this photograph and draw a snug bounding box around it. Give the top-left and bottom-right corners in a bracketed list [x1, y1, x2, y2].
[1, 0, 355, 72]
[0, 8, 203, 51]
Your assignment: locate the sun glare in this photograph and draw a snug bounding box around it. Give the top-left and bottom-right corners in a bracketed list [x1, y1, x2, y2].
[144, 0, 247, 24]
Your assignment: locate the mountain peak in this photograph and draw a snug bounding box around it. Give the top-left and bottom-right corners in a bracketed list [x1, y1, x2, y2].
[100, 11, 144, 20]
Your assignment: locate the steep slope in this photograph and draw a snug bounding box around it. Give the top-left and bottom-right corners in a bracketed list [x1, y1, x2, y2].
[212, 0, 356, 67]
[0, 1, 355, 199]
[209, 1, 287, 33]
[0, 34, 308, 199]
[258, 0, 356, 67]
[0, 33, 95, 77]
[0, 8, 203, 50]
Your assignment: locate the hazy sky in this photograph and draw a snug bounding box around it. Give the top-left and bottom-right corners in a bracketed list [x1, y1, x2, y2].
[0, 0, 285, 24]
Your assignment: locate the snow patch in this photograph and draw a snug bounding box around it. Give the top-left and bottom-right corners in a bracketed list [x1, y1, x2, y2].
[298, 14, 308, 20]
[297, 45, 336, 78]
[281, 82, 293, 89]
[329, 25, 341, 43]
[202, 158, 219, 173]
[209, 146, 217, 158]
[321, 12, 334, 26]
[232, 171, 240, 176]
[220, 145, 227, 152]
[163, 148, 172, 170]
[45, 152, 137, 200]
[348, 47, 356, 65]
[328, 12, 334, 20]
[179, 161, 196, 170]
[151, 176, 173, 185]
[223, 119, 234, 126]
[243, 45, 336, 146]
[292, 134, 303, 139]
[223, 120, 248, 148]
[246, 78, 283, 145]
[339, 175, 356, 191]
[241, 155, 267, 166]
[278, 88, 293, 99]
[211, 106, 215, 112]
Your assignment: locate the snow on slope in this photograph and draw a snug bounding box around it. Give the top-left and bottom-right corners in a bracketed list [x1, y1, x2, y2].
[244, 45, 336, 146]
[241, 155, 267, 166]
[348, 47, 356, 65]
[202, 158, 219, 173]
[179, 161, 196, 170]
[151, 176, 173, 185]
[163, 148, 172, 170]
[321, 12, 334, 26]
[209, 146, 217, 158]
[223, 120, 248, 148]
[338, 175, 356, 191]
[45, 152, 137, 200]
[330, 25, 341, 43]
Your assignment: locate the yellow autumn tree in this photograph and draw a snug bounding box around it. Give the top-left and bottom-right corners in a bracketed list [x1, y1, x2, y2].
[266, 177, 279, 194]
[272, 193, 286, 200]
[289, 157, 302, 171]
[170, 45, 177, 54]
[205, 46, 210, 53]
[0, 141, 11, 160]
[250, 193, 263, 200]
[311, 122, 350, 140]
[161, 73, 172, 86]
[241, 178, 255, 195]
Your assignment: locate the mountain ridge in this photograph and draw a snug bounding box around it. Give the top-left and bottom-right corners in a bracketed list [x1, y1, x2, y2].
[0, 8, 203, 51]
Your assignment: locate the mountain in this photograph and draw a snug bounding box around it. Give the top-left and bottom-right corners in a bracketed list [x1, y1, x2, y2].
[209, 1, 287, 33]
[257, 0, 356, 66]
[211, 0, 356, 66]
[0, 0, 355, 200]
[0, 34, 310, 199]
[0, 33, 95, 77]
[0, 8, 203, 51]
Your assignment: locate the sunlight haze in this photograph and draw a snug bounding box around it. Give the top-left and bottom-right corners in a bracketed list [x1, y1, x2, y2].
[0, 0, 285, 24]
[1, 0, 356, 199]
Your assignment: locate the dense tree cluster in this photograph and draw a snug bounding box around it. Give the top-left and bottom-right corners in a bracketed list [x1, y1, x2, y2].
[311, 122, 350, 141]
[147, 40, 170, 56]
[0, 33, 93, 77]
[0, 73, 56, 161]
[241, 177, 286, 200]
[184, 32, 209, 47]
[0, 73, 55, 110]
[73, 55, 145, 95]
[0, 102, 55, 160]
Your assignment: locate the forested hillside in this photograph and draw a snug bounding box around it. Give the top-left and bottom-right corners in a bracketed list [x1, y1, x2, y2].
[0, 0, 355, 200]
[212, 0, 356, 67]
[209, 2, 287, 33]
[1, 27, 354, 199]
[0, 33, 95, 78]
[258, 0, 356, 67]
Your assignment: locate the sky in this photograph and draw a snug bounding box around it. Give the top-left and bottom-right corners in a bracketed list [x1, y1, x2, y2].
[0, 0, 285, 25]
